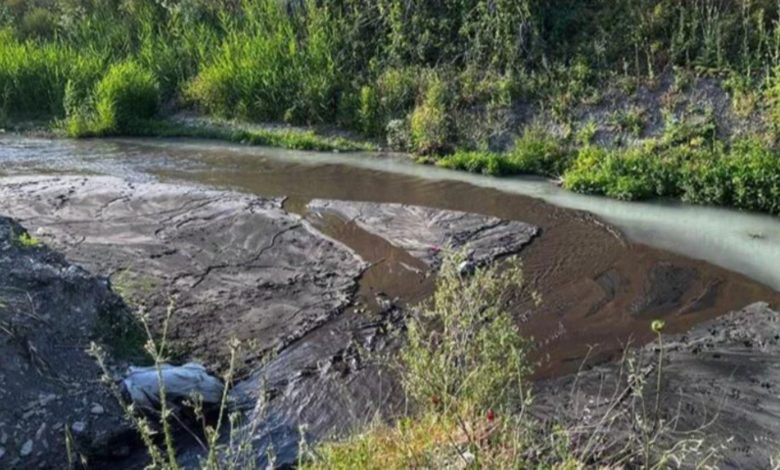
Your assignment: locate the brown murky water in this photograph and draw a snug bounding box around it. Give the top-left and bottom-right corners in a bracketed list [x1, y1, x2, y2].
[2, 136, 779, 378]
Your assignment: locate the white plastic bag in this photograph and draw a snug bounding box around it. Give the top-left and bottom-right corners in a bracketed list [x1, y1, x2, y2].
[122, 362, 223, 409]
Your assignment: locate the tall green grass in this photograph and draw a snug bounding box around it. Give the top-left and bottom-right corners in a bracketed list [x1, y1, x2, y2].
[4, 0, 780, 132]
[186, 0, 343, 124]
[66, 60, 160, 137]
[3, 0, 780, 212]
[0, 29, 72, 120]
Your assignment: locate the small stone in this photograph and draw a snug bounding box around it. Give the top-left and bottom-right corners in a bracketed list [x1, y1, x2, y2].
[34, 424, 46, 440]
[19, 440, 33, 457]
[458, 260, 476, 277]
[71, 422, 86, 434]
[90, 404, 104, 415]
[38, 394, 57, 407]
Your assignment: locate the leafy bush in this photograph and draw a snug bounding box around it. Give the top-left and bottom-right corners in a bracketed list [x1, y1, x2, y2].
[401, 253, 530, 413]
[437, 129, 571, 177]
[436, 150, 507, 176]
[0, 29, 72, 119]
[723, 139, 780, 214]
[679, 145, 733, 207]
[303, 253, 549, 468]
[94, 60, 159, 133]
[563, 136, 780, 212]
[19, 7, 57, 40]
[507, 128, 571, 176]
[562, 145, 612, 195]
[410, 74, 451, 155]
[66, 60, 159, 136]
[564, 144, 678, 200]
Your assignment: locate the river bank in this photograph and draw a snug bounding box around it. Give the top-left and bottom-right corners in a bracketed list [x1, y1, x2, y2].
[4, 1, 780, 466]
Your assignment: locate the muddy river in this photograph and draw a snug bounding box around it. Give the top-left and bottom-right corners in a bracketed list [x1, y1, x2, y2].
[2, 135, 779, 380]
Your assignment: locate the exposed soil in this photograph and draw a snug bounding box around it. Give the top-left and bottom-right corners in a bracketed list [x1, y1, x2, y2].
[0, 217, 133, 468]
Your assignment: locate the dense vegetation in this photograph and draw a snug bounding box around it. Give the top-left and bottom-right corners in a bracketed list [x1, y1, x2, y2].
[4, 0, 780, 212]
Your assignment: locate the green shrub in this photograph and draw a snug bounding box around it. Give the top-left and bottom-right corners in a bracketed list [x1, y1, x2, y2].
[562, 145, 612, 195]
[436, 150, 507, 175]
[94, 60, 159, 133]
[507, 128, 570, 176]
[437, 129, 571, 177]
[0, 29, 72, 119]
[402, 253, 531, 415]
[19, 7, 57, 40]
[66, 60, 159, 136]
[302, 254, 545, 469]
[562, 137, 780, 211]
[410, 74, 451, 155]
[727, 139, 780, 214]
[564, 144, 670, 200]
[679, 146, 733, 207]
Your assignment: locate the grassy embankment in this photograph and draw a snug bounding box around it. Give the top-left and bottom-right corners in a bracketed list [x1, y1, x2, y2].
[3, 0, 780, 213]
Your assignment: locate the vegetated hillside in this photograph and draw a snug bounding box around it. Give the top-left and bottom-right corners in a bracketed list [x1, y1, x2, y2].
[4, 0, 780, 212]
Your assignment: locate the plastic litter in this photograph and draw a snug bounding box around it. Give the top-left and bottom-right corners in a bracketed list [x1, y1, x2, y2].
[122, 362, 223, 410]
